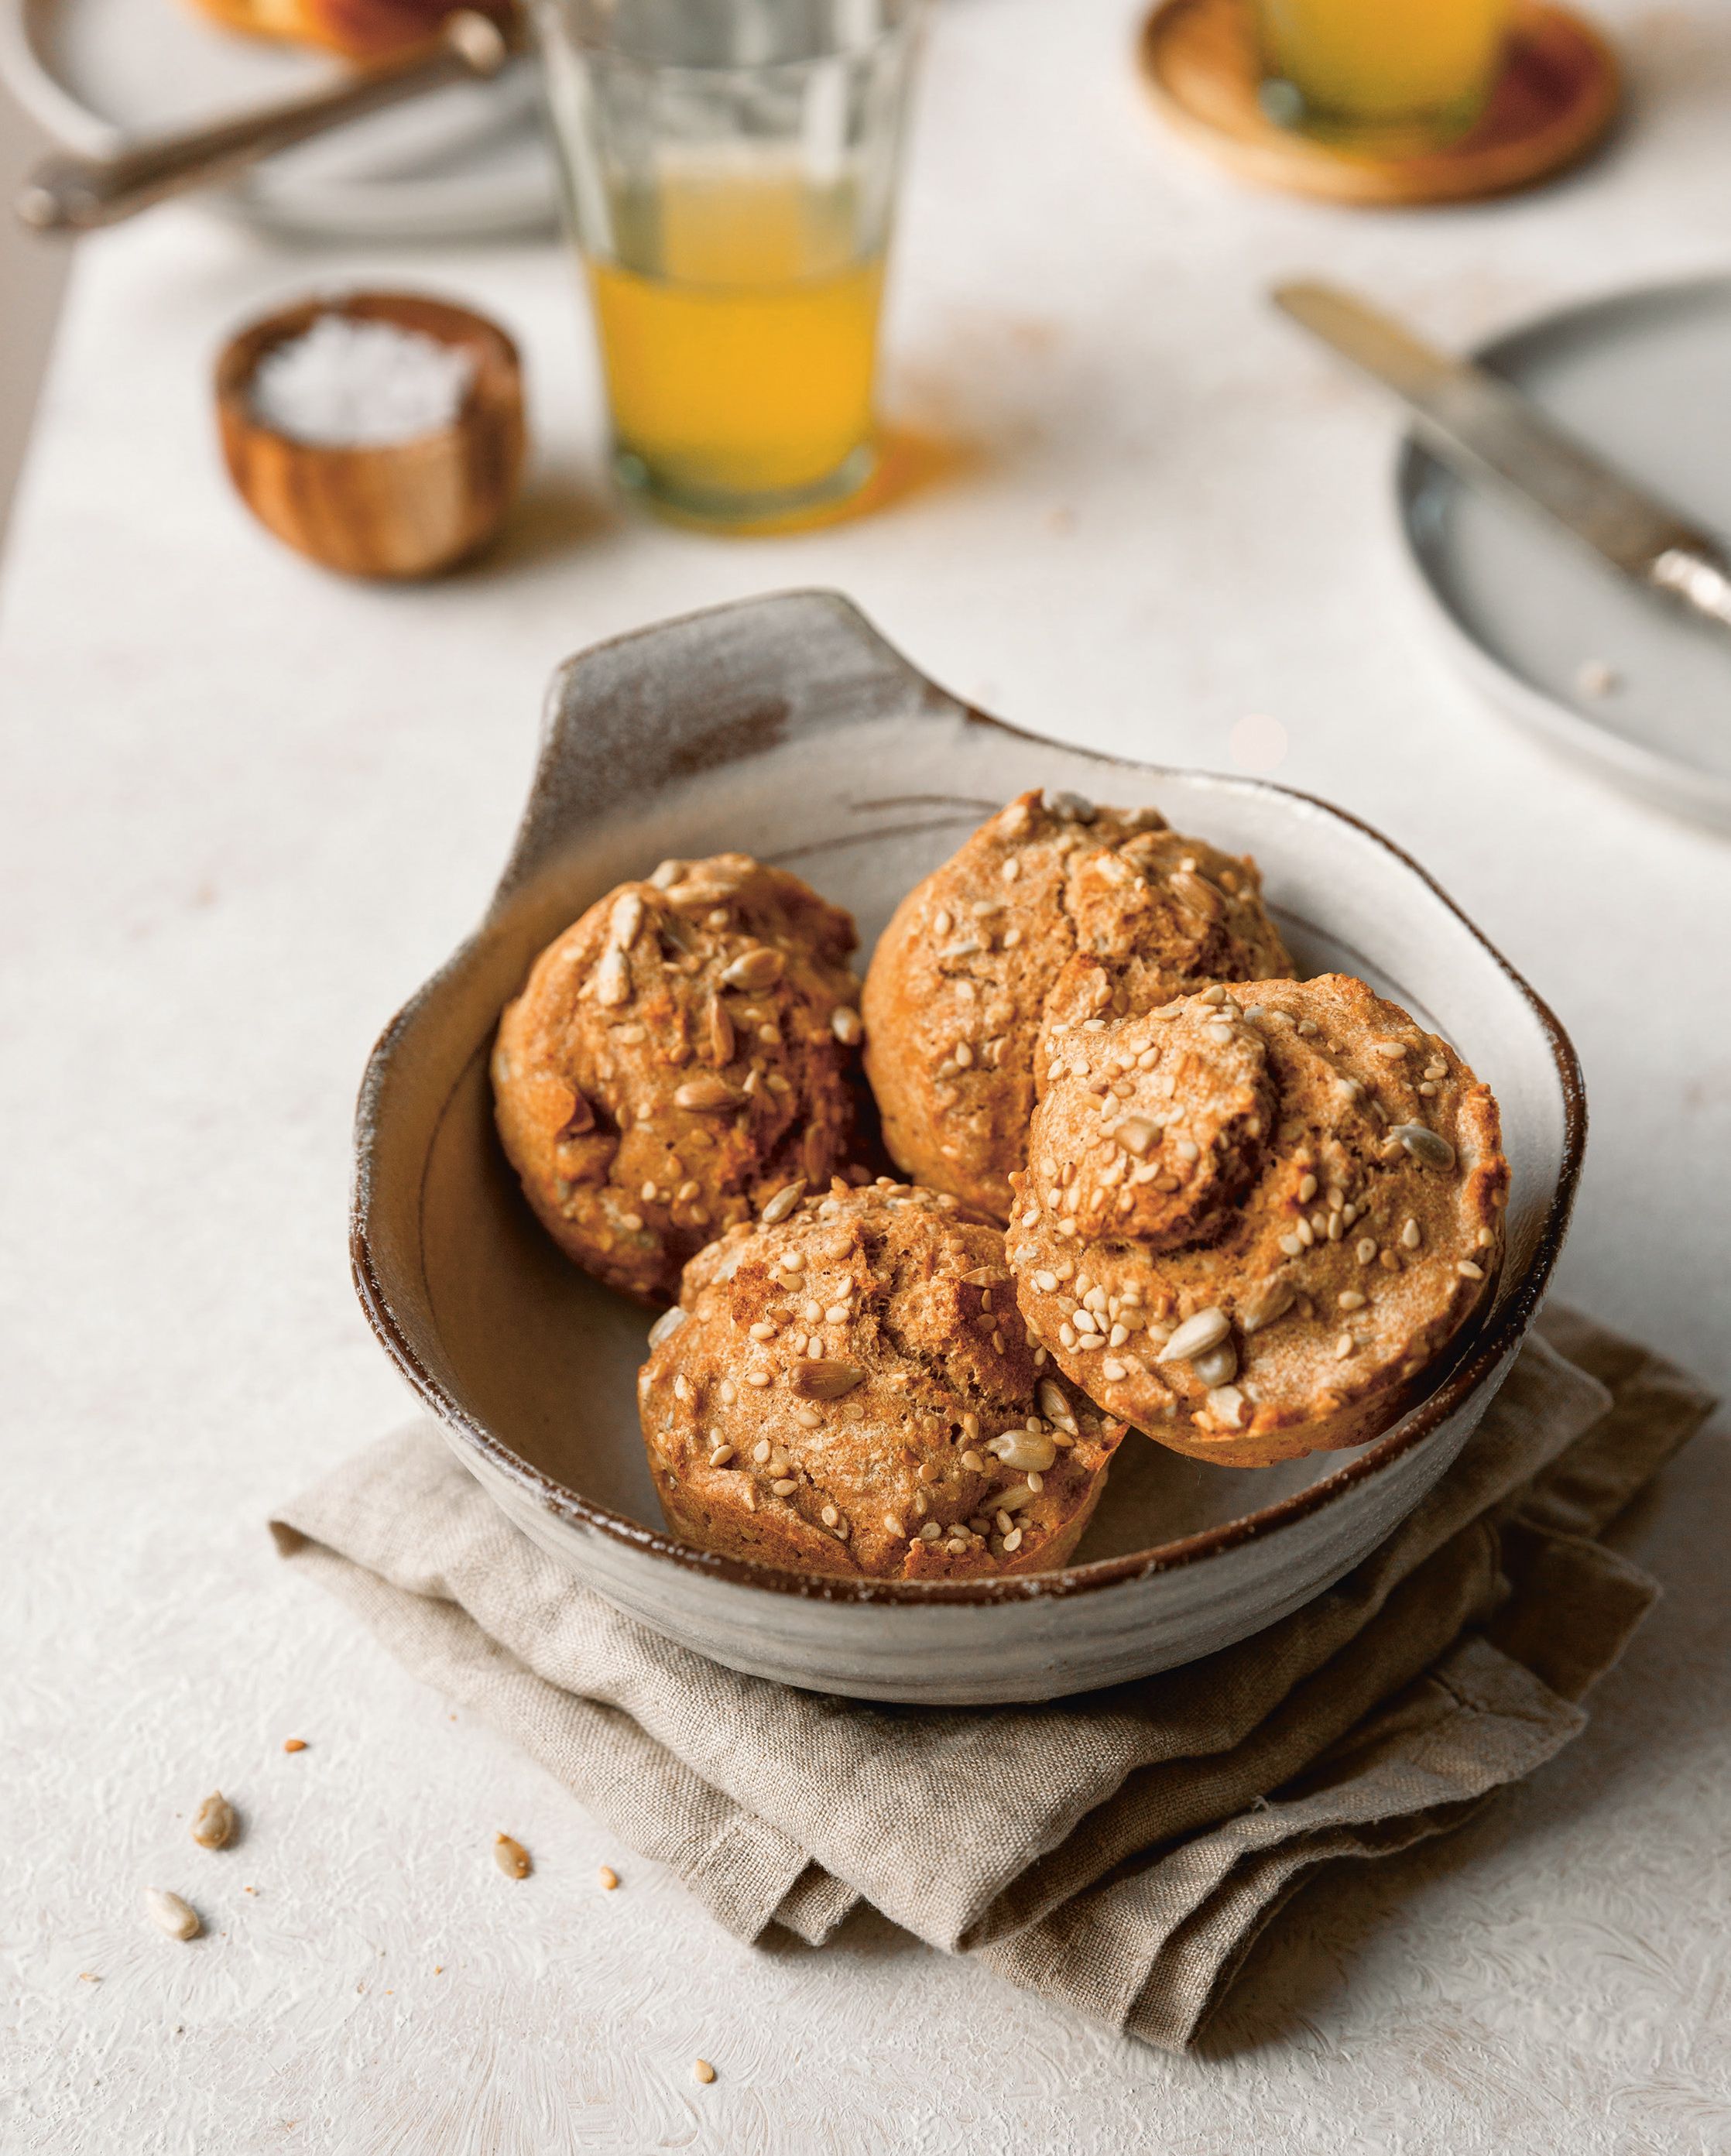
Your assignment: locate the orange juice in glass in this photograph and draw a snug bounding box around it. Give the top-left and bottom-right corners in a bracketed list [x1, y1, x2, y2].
[1255, 0, 1515, 149]
[533, 0, 922, 528]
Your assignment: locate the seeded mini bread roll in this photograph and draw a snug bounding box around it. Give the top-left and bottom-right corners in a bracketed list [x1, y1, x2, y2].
[637, 1180, 1125, 1580]
[492, 854, 864, 1304]
[1006, 975, 1508, 1466]
[861, 790, 1292, 1221]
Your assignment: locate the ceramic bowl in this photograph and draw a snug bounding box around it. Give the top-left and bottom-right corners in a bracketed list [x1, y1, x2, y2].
[351, 591, 1585, 1704]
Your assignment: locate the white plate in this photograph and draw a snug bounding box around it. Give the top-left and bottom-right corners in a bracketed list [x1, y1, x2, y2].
[2, 0, 557, 238]
[351, 591, 1585, 1705]
[1397, 274, 1731, 833]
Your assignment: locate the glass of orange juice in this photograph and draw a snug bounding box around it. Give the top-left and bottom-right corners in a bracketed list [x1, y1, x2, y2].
[1253, 0, 1515, 149]
[533, 0, 924, 530]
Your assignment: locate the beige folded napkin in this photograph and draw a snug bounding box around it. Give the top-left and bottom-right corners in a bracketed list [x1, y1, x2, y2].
[271, 1307, 1712, 2051]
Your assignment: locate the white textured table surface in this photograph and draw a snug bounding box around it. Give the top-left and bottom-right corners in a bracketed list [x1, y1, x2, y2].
[5, 2, 1730, 2147]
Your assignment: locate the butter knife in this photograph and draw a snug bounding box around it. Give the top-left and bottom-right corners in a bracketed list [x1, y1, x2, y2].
[15, 9, 517, 235]
[1273, 278, 1731, 634]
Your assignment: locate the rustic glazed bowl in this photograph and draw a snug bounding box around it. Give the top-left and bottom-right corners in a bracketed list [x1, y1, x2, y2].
[352, 591, 1584, 1704]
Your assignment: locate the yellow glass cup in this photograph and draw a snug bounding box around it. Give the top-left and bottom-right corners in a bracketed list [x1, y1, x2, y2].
[533, 0, 923, 530]
[1254, 0, 1517, 150]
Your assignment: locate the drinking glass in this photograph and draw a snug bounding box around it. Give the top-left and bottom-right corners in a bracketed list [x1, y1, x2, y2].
[533, 0, 924, 529]
[1253, 0, 1515, 151]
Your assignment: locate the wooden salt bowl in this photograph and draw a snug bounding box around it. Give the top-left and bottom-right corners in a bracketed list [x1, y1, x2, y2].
[214, 290, 526, 580]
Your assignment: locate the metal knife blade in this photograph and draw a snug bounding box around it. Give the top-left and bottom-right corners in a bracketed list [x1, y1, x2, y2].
[1273, 278, 1731, 633]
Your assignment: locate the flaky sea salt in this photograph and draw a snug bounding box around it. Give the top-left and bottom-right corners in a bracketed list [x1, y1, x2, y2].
[250, 313, 475, 447]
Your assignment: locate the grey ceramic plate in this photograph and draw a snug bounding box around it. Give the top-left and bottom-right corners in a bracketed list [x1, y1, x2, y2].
[1398, 273, 1731, 831]
[0, 0, 555, 238]
[351, 591, 1584, 1704]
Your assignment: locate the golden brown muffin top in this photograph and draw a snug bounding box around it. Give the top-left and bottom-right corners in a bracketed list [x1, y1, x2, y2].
[861, 790, 1292, 1220]
[492, 854, 862, 1304]
[1007, 975, 1508, 1465]
[637, 1179, 1123, 1579]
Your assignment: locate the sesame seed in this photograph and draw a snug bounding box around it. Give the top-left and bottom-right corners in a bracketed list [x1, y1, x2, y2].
[1338, 1291, 1366, 1311]
[771, 1479, 797, 1496]
[1477, 1226, 1494, 1247]
[933, 907, 952, 935]
[1335, 1334, 1355, 1358]
[920, 1521, 941, 1541]
[718, 1380, 737, 1404]
[793, 1405, 821, 1429]
[1279, 1234, 1303, 1258]
[1297, 1174, 1318, 1203]
[1457, 1260, 1486, 1280]
[749, 1321, 775, 1341]
[1373, 1041, 1408, 1060]
[694, 2060, 715, 2086]
[752, 1439, 771, 1462]
[1357, 1238, 1377, 1264]
[1003, 1528, 1023, 1553]
[884, 1514, 906, 1537]
[708, 1445, 735, 1467]
[960, 1449, 985, 1472]
[598, 1866, 619, 1890]
[1380, 1250, 1402, 1272]
[1102, 1360, 1126, 1380]
[820, 1504, 840, 1527]
[621, 1213, 644, 1233]
[1401, 1219, 1422, 1249]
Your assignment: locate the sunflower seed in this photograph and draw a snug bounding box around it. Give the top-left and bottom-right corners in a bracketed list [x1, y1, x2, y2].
[1206, 1385, 1246, 1428]
[648, 1304, 687, 1349]
[703, 999, 734, 1067]
[1192, 1341, 1238, 1388]
[610, 891, 645, 949]
[1240, 1280, 1295, 1334]
[1172, 869, 1223, 920]
[1157, 1307, 1230, 1363]
[593, 948, 630, 1007]
[674, 1075, 744, 1112]
[721, 947, 785, 993]
[759, 1178, 807, 1225]
[143, 1887, 201, 1941]
[794, 1360, 866, 1400]
[988, 1429, 1057, 1472]
[190, 1792, 236, 1850]
[1036, 1378, 1079, 1434]
[1391, 1124, 1456, 1171]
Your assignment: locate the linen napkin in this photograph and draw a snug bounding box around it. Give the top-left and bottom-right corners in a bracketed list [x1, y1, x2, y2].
[270, 1307, 1713, 2051]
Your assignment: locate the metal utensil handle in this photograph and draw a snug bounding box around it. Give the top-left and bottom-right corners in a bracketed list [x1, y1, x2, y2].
[15, 9, 513, 235]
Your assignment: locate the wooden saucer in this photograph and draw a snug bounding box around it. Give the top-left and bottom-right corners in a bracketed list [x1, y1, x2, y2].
[1138, 0, 1620, 206]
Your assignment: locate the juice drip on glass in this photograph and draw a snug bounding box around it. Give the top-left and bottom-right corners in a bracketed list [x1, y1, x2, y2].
[588, 169, 885, 508]
[1259, 0, 1512, 127]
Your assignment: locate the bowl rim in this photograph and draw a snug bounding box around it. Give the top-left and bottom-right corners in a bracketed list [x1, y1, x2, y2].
[351, 595, 1587, 1609]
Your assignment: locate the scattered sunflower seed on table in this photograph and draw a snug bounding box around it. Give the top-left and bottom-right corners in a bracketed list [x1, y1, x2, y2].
[190, 1791, 237, 1849]
[143, 1887, 201, 1941]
